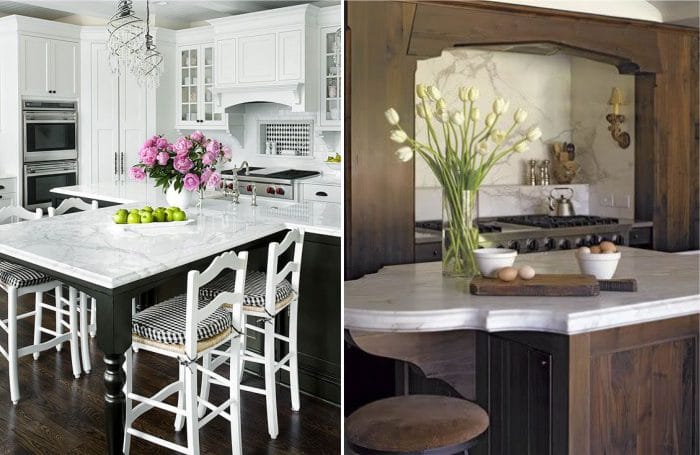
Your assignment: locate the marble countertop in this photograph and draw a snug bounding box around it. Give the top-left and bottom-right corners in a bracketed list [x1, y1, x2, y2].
[0, 196, 339, 289]
[50, 183, 340, 237]
[345, 247, 700, 335]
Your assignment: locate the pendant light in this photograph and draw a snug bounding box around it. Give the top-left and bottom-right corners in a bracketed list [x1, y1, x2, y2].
[132, 0, 164, 88]
[107, 0, 145, 75]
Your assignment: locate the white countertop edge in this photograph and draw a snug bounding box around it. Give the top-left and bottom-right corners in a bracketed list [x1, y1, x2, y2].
[344, 296, 700, 335]
[50, 186, 138, 204]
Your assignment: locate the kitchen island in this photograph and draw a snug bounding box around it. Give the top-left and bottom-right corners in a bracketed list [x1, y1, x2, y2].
[345, 248, 699, 455]
[0, 184, 340, 453]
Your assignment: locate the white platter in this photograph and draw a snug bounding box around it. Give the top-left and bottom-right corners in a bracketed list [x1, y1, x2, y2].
[112, 219, 196, 231]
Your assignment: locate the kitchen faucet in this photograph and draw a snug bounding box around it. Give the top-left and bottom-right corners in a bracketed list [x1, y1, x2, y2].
[226, 161, 250, 204]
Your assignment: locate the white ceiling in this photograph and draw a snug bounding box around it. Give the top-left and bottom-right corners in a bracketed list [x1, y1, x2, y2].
[0, 1, 338, 29]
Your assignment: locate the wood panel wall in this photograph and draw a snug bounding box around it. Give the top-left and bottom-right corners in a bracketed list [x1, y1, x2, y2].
[346, 0, 700, 279]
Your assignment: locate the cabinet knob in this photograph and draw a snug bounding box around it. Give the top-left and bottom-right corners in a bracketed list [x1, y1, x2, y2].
[0, 195, 3, 199]
[540, 360, 548, 366]
[315, 191, 328, 197]
[0, 185, 4, 190]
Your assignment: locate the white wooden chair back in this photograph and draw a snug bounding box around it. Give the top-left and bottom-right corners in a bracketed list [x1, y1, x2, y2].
[0, 206, 42, 224]
[184, 251, 248, 361]
[48, 198, 98, 217]
[265, 228, 304, 315]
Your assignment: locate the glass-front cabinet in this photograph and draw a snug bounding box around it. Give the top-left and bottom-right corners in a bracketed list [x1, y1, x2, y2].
[320, 26, 341, 129]
[176, 44, 226, 130]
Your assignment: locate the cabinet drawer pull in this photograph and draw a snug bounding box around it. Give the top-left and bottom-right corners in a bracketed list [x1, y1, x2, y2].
[315, 191, 328, 197]
[0, 195, 3, 199]
[0, 185, 4, 190]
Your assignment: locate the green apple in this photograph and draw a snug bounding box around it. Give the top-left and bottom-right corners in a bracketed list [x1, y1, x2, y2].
[152, 210, 165, 222]
[112, 212, 128, 224]
[168, 206, 181, 212]
[164, 209, 174, 222]
[172, 210, 187, 222]
[142, 206, 153, 213]
[127, 213, 141, 224]
[156, 206, 166, 212]
[116, 208, 128, 216]
[129, 209, 139, 215]
[140, 212, 153, 224]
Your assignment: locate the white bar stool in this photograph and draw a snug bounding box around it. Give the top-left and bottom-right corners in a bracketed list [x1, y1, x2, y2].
[46, 197, 99, 373]
[199, 228, 304, 439]
[0, 206, 81, 404]
[123, 250, 248, 454]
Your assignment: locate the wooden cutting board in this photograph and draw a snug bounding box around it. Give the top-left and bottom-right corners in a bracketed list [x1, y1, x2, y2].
[470, 274, 600, 296]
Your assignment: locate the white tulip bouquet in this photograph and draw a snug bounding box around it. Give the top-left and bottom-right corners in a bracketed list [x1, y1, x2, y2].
[386, 84, 541, 277]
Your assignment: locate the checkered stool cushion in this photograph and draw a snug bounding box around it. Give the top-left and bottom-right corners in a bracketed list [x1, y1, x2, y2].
[0, 261, 54, 289]
[200, 270, 294, 309]
[132, 294, 231, 345]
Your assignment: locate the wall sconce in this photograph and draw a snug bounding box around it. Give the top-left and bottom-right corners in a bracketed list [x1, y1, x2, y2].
[606, 87, 630, 149]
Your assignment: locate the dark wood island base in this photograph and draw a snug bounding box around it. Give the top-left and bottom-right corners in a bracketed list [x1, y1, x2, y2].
[350, 314, 698, 455]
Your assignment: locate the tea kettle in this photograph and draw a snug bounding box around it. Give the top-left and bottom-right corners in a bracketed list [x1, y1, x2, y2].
[548, 187, 575, 216]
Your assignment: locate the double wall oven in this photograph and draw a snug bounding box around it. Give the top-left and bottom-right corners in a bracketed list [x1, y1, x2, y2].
[22, 100, 78, 210]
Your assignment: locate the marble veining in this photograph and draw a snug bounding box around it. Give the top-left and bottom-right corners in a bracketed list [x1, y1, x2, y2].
[345, 248, 700, 335]
[0, 191, 339, 290]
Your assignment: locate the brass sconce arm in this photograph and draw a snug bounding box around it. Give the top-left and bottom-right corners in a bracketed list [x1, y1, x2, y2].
[607, 87, 630, 149]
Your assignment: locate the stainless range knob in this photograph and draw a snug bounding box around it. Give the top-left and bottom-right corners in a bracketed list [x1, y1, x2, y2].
[543, 238, 555, 250]
[508, 241, 520, 251]
[559, 239, 571, 249]
[527, 239, 539, 251]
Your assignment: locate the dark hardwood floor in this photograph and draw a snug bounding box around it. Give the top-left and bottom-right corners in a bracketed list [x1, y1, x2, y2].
[0, 292, 340, 454]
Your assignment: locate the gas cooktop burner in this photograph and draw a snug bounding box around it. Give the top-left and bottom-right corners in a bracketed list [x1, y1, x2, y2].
[416, 220, 502, 234]
[495, 215, 619, 228]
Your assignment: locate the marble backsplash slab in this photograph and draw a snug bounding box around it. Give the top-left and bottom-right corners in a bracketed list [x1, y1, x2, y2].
[415, 184, 590, 221]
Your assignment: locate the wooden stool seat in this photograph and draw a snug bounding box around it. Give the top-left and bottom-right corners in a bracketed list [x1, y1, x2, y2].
[346, 395, 489, 454]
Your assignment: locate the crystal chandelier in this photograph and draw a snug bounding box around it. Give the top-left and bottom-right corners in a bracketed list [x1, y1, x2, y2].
[107, 0, 145, 75]
[132, 0, 164, 88]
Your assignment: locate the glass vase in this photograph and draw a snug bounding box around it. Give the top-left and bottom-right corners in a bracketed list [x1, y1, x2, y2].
[442, 189, 480, 278]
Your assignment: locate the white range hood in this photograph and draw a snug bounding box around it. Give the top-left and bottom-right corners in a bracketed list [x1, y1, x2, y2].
[213, 83, 305, 112]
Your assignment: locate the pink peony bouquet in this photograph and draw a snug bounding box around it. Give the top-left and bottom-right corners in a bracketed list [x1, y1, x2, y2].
[129, 131, 232, 192]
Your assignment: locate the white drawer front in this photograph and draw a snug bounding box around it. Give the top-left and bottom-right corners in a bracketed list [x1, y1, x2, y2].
[0, 193, 16, 208]
[0, 178, 16, 195]
[303, 184, 340, 204]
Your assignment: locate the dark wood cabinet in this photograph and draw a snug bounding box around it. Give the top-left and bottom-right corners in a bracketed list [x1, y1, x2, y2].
[474, 315, 698, 455]
[476, 333, 558, 455]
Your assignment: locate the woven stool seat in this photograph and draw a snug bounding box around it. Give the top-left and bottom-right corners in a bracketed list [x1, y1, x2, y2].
[346, 395, 489, 454]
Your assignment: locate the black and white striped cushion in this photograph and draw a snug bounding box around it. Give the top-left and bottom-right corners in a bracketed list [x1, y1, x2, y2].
[0, 261, 54, 289]
[132, 294, 231, 345]
[199, 270, 294, 308]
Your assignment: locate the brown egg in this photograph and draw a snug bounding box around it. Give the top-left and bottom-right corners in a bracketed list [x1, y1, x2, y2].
[518, 265, 536, 280]
[497, 266, 519, 282]
[589, 245, 601, 254]
[599, 241, 617, 253]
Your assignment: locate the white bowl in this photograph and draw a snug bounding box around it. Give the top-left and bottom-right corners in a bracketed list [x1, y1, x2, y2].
[576, 251, 621, 279]
[475, 248, 518, 278]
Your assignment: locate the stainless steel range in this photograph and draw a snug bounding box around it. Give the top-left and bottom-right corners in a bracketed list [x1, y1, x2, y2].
[415, 215, 633, 261]
[221, 167, 320, 201]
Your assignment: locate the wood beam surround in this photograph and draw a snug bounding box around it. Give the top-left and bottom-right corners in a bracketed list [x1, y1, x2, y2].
[346, 0, 699, 278]
[345, 1, 418, 279]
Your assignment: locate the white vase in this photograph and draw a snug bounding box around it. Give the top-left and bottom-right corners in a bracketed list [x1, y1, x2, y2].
[165, 183, 196, 210]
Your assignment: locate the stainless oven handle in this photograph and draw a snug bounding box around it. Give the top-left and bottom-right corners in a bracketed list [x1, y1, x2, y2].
[25, 169, 76, 177]
[114, 152, 117, 175]
[121, 152, 125, 176]
[24, 119, 77, 124]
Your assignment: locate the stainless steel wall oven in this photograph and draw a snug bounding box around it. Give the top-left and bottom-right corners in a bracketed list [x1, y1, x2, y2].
[23, 100, 78, 163]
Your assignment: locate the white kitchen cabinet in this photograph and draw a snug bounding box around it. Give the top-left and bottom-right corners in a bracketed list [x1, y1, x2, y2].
[20, 35, 78, 98]
[302, 182, 340, 204]
[176, 44, 226, 130]
[87, 42, 150, 185]
[319, 26, 341, 129]
[277, 30, 302, 81]
[238, 34, 277, 83]
[0, 178, 17, 209]
[215, 38, 237, 86]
